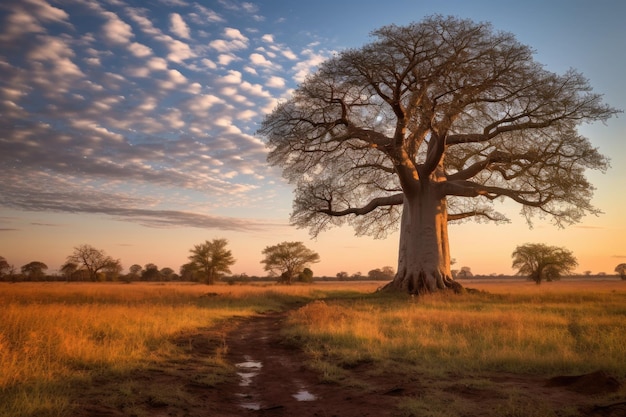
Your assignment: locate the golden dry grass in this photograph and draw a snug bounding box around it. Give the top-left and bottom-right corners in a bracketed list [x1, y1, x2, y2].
[1, 279, 624, 416]
[287, 280, 626, 380]
[0, 281, 367, 417]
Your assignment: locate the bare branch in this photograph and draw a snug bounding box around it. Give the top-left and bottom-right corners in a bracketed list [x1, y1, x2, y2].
[318, 193, 404, 217]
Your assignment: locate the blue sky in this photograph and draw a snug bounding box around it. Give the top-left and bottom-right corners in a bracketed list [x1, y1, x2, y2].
[1, 0, 624, 277]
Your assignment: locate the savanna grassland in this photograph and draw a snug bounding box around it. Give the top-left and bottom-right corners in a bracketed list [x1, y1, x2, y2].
[1, 280, 625, 417]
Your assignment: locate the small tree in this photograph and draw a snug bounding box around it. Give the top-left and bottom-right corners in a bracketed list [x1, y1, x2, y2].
[336, 271, 349, 280]
[142, 263, 160, 281]
[103, 259, 123, 281]
[457, 266, 473, 279]
[129, 264, 142, 279]
[60, 262, 79, 281]
[615, 263, 626, 280]
[0, 256, 10, 279]
[67, 244, 115, 281]
[188, 239, 235, 285]
[179, 262, 200, 282]
[368, 266, 396, 280]
[21, 261, 48, 280]
[160, 267, 175, 281]
[261, 241, 320, 284]
[512, 243, 577, 284]
[298, 267, 314, 283]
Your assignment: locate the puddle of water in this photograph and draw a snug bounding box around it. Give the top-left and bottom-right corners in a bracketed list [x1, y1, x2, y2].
[236, 371, 259, 386]
[236, 359, 262, 369]
[235, 356, 263, 387]
[239, 401, 262, 410]
[293, 389, 316, 401]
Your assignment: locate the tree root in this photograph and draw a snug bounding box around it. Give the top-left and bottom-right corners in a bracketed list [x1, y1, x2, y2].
[380, 270, 465, 296]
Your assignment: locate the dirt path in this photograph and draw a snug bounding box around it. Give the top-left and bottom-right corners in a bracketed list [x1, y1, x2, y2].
[73, 308, 625, 417]
[221, 311, 401, 417]
[216, 310, 625, 417]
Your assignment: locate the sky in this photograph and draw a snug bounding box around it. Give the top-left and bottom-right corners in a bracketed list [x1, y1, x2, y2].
[0, 0, 624, 277]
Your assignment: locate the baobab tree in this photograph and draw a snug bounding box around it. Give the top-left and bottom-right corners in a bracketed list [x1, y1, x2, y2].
[259, 15, 618, 294]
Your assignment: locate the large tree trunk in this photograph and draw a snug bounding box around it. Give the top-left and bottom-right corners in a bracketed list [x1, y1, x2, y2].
[385, 188, 462, 295]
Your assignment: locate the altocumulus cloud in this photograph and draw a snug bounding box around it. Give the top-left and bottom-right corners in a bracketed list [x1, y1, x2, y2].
[0, 0, 332, 230]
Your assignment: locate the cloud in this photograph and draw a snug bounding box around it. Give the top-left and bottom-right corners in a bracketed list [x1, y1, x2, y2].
[128, 42, 152, 57]
[224, 27, 247, 41]
[102, 11, 134, 44]
[0, 177, 276, 231]
[249, 52, 275, 68]
[126, 8, 195, 63]
[191, 4, 225, 24]
[221, 69, 243, 84]
[0, 0, 70, 41]
[169, 13, 191, 39]
[293, 47, 329, 82]
[218, 53, 238, 65]
[166, 38, 196, 62]
[0, 0, 332, 233]
[266, 75, 286, 88]
[209, 28, 249, 52]
[147, 57, 169, 71]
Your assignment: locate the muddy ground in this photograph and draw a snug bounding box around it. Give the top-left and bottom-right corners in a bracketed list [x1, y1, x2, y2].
[74, 309, 625, 417]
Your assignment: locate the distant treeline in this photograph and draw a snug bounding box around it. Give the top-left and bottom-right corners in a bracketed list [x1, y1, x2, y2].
[0, 273, 392, 283]
[0, 272, 620, 284]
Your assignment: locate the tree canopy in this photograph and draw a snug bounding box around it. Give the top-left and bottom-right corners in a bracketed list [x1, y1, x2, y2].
[258, 15, 618, 294]
[0, 256, 9, 278]
[66, 244, 117, 281]
[260, 241, 320, 284]
[187, 239, 235, 285]
[512, 243, 577, 284]
[21, 261, 48, 280]
[615, 263, 626, 280]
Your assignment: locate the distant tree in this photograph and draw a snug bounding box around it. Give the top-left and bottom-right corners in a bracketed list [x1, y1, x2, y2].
[381, 266, 395, 278]
[60, 262, 79, 281]
[188, 239, 235, 285]
[261, 241, 320, 284]
[259, 15, 618, 295]
[129, 264, 142, 278]
[351, 271, 364, 280]
[457, 266, 473, 279]
[336, 271, 349, 280]
[512, 243, 577, 284]
[142, 263, 160, 281]
[103, 259, 123, 281]
[179, 262, 200, 282]
[67, 244, 115, 281]
[160, 267, 175, 281]
[0, 256, 10, 279]
[615, 263, 626, 280]
[298, 267, 314, 283]
[21, 261, 48, 280]
[368, 266, 395, 280]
